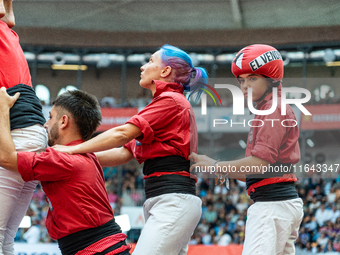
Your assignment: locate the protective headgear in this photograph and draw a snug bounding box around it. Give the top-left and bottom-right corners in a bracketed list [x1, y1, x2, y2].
[232, 44, 284, 84]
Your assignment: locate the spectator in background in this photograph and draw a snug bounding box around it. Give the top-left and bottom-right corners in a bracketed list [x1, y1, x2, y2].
[235, 197, 248, 213]
[324, 239, 337, 252]
[314, 185, 326, 201]
[23, 219, 40, 244]
[304, 215, 318, 234]
[39, 220, 50, 243]
[213, 196, 224, 211]
[224, 198, 237, 214]
[203, 205, 217, 224]
[298, 188, 307, 201]
[202, 228, 216, 245]
[328, 187, 337, 204]
[309, 196, 321, 212]
[299, 227, 310, 246]
[106, 186, 118, 209]
[100, 93, 116, 108]
[315, 203, 332, 227]
[214, 184, 228, 195]
[330, 204, 340, 223]
[215, 209, 226, 227]
[317, 231, 329, 250]
[217, 230, 232, 246]
[196, 218, 209, 235]
[198, 179, 210, 196]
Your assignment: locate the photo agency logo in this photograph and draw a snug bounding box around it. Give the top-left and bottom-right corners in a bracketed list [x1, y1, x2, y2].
[198, 48, 313, 128]
[199, 84, 223, 112]
[200, 84, 312, 128]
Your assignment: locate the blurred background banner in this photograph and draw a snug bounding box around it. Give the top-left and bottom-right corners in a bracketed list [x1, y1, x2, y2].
[14, 243, 62, 255]
[301, 105, 340, 131]
[97, 108, 138, 132]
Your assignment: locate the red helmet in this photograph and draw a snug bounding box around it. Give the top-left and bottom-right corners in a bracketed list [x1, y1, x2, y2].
[231, 44, 284, 82]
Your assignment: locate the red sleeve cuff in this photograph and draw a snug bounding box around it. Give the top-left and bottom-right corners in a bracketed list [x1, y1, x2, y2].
[17, 151, 36, 182]
[126, 115, 154, 144]
[250, 142, 278, 164]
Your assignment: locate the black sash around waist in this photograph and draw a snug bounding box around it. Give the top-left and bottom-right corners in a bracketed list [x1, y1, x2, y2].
[58, 219, 125, 255]
[249, 182, 299, 202]
[143, 156, 196, 199]
[246, 162, 298, 202]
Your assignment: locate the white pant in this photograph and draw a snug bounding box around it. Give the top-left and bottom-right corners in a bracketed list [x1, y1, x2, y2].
[242, 198, 304, 255]
[0, 125, 47, 255]
[133, 193, 202, 255]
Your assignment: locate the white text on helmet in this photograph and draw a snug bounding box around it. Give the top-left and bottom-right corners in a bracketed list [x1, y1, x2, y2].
[249, 50, 282, 72]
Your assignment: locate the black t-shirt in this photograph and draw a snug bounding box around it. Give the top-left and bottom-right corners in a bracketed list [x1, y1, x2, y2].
[7, 84, 46, 130]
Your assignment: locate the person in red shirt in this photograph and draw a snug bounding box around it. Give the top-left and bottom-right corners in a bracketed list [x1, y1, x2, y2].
[190, 44, 304, 255]
[53, 44, 207, 255]
[0, 89, 130, 255]
[0, 3, 47, 255]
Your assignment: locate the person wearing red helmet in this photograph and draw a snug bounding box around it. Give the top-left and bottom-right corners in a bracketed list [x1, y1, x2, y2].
[190, 44, 303, 255]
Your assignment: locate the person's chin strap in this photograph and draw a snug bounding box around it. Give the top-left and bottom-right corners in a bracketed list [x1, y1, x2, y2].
[254, 80, 281, 107]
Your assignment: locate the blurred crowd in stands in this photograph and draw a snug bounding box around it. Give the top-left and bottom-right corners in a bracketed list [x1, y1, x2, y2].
[15, 159, 340, 254]
[190, 171, 340, 254]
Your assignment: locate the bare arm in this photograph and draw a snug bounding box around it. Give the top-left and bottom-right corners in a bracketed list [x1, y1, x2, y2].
[189, 152, 269, 180]
[95, 147, 134, 167]
[219, 156, 269, 179]
[0, 87, 20, 172]
[53, 123, 142, 155]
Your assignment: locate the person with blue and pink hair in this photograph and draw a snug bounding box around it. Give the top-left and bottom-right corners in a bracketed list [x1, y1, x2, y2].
[53, 44, 208, 254]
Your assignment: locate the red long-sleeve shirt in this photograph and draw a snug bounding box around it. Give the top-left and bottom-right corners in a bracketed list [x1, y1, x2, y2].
[246, 85, 300, 164]
[17, 140, 113, 240]
[124, 80, 198, 163]
[245, 85, 300, 197]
